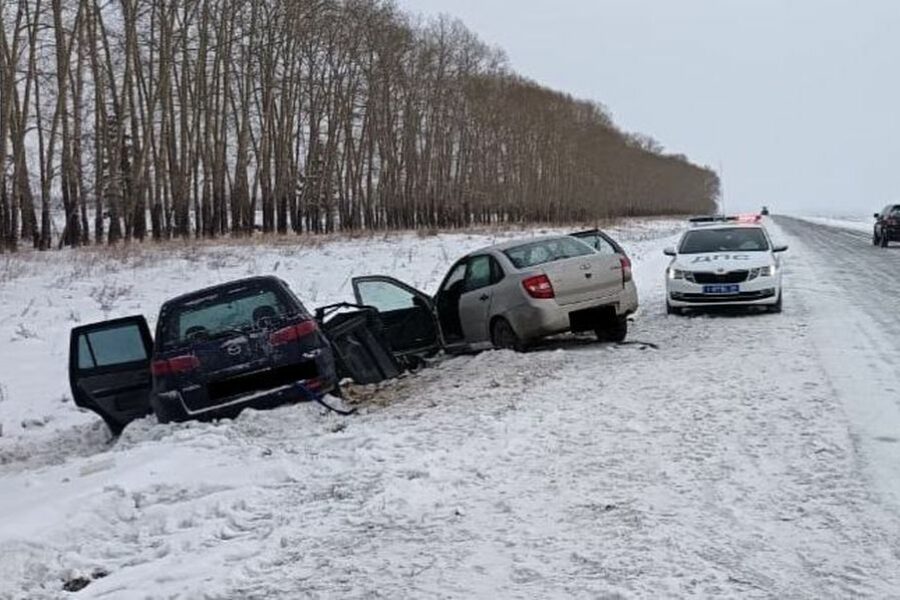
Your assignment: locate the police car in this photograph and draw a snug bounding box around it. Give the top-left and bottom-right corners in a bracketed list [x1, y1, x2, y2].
[664, 223, 787, 314]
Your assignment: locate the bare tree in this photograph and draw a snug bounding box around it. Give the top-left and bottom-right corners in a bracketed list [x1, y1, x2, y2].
[0, 0, 719, 250]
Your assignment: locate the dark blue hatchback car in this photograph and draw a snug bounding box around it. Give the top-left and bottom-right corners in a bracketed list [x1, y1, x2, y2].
[69, 276, 337, 434]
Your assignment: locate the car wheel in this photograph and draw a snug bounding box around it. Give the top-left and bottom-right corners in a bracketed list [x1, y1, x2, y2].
[882, 235, 890, 248]
[769, 292, 783, 313]
[873, 232, 881, 246]
[666, 302, 682, 316]
[596, 316, 628, 343]
[491, 318, 524, 351]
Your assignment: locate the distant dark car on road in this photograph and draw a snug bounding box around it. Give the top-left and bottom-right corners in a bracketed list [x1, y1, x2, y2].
[761, 206, 770, 216]
[69, 276, 337, 434]
[873, 205, 900, 247]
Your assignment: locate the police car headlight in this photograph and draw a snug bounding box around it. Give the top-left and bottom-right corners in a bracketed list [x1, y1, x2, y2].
[668, 268, 686, 280]
[759, 265, 775, 277]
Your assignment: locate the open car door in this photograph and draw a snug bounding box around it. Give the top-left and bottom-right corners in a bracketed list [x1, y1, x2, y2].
[351, 276, 441, 358]
[69, 316, 154, 434]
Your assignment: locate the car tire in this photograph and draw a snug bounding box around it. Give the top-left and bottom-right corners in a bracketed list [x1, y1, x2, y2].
[491, 318, 524, 351]
[882, 234, 890, 248]
[769, 292, 783, 313]
[873, 232, 880, 246]
[596, 316, 628, 343]
[666, 302, 682, 316]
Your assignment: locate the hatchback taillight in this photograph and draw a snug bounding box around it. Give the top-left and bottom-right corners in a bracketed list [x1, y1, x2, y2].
[269, 320, 318, 346]
[151, 355, 200, 377]
[620, 256, 633, 284]
[523, 274, 555, 299]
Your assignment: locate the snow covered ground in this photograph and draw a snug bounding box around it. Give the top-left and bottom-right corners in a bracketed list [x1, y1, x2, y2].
[2, 218, 900, 598]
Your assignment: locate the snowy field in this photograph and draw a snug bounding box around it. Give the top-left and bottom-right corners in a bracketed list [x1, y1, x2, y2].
[2, 218, 900, 598]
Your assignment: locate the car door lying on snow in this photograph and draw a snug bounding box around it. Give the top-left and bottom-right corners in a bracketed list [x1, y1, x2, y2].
[69, 316, 154, 434]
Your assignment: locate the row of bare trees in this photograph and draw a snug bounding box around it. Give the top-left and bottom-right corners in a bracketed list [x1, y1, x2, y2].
[0, 0, 720, 251]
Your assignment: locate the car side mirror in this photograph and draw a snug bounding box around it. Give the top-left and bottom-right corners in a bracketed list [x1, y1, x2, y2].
[874, 213, 881, 219]
[773, 245, 788, 253]
[663, 247, 676, 257]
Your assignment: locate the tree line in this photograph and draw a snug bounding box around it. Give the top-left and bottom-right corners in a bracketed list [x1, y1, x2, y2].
[0, 0, 720, 251]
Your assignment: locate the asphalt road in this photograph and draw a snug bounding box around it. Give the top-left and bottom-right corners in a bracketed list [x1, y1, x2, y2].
[774, 215, 900, 515]
[775, 216, 900, 335]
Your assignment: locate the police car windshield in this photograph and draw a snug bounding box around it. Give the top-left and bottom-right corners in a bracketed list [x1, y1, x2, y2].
[679, 228, 769, 254]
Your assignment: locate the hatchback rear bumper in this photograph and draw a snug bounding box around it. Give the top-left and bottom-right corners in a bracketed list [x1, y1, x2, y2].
[154, 374, 337, 422]
[154, 345, 337, 423]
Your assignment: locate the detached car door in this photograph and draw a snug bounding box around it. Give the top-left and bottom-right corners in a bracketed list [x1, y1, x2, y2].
[352, 276, 441, 358]
[69, 316, 154, 434]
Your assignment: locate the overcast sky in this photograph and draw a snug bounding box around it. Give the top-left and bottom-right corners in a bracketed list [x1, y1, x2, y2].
[395, 0, 899, 216]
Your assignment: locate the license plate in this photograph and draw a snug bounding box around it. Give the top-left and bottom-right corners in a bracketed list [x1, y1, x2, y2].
[703, 284, 740, 294]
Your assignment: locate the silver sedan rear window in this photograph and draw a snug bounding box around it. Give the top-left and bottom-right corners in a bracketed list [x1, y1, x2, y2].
[504, 238, 593, 269]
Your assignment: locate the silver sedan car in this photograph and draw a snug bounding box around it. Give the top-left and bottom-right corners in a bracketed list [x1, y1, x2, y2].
[351, 232, 639, 353]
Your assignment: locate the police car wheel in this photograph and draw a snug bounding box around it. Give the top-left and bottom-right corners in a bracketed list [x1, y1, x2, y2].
[769, 293, 783, 313]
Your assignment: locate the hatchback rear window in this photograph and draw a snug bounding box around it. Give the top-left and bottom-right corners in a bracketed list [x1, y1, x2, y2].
[504, 238, 594, 269]
[159, 283, 296, 348]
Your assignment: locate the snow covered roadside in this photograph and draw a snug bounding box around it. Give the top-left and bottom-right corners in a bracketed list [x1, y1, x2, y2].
[0, 220, 676, 443]
[2, 219, 900, 598]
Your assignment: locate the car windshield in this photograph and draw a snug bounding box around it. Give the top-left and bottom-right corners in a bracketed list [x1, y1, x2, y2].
[504, 237, 594, 269]
[678, 228, 770, 254]
[159, 282, 296, 348]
